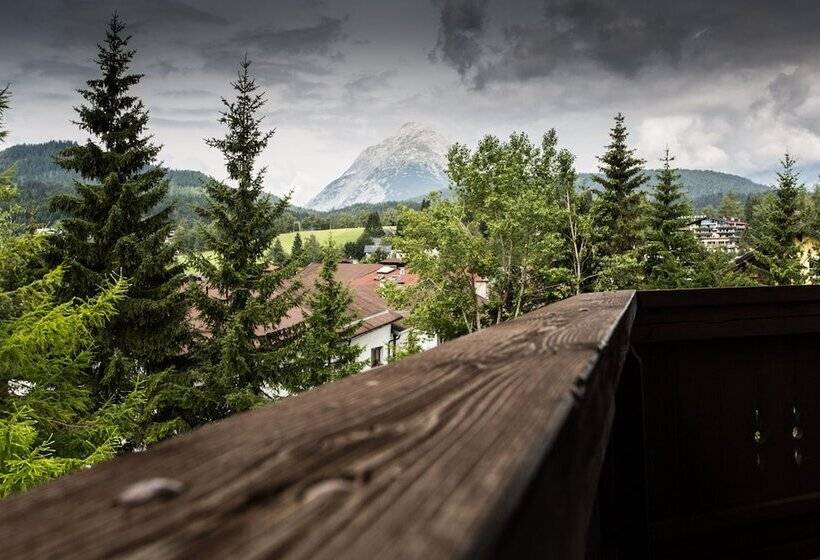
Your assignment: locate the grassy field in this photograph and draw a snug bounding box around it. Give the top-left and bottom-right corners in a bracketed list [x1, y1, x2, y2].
[181, 227, 367, 272]
[277, 228, 364, 254]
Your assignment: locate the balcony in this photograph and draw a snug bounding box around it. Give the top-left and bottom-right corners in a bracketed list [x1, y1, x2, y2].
[2, 287, 820, 559]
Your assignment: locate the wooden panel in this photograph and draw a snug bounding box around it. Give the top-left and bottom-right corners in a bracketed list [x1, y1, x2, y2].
[0, 291, 636, 560]
[634, 286, 820, 341]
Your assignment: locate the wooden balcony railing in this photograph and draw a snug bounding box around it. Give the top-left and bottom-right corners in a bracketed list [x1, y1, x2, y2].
[3, 286, 820, 559]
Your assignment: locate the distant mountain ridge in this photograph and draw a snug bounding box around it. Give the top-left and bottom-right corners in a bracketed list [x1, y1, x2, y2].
[578, 169, 769, 201]
[307, 122, 451, 211]
[0, 140, 212, 222]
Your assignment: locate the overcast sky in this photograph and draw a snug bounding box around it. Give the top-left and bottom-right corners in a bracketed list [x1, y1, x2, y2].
[3, 0, 820, 203]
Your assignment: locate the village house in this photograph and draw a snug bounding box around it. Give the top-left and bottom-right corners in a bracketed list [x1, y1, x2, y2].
[279, 262, 437, 369]
[686, 216, 748, 254]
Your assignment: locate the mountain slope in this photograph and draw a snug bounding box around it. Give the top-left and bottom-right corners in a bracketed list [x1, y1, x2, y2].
[0, 141, 212, 222]
[578, 169, 769, 202]
[308, 122, 450, 211]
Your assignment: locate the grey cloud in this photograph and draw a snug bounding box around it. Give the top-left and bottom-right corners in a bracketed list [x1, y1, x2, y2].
[768, 69, 811, 115]
[147, 60, 181, 77]
[430, 0, 488, 77]
[156, 89, 212, 98]
[344, 70, 395, 93]
[431, 0, 820, 87]
[239, 16, 347, 57]
[19, 58, 95, 79]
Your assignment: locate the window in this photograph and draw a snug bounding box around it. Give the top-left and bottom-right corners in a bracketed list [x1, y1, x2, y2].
[371, 346, 383, 368]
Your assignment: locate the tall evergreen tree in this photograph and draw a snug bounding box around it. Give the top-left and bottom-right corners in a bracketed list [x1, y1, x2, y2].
[645, 149, 700, 288]
[363, 211, 385, 238]
[187, 57, 300, 421]
[294, 251, 362, 389]
[48, 15, 189, 443]
[748, 154, 808, 286]
[291, 231, 303, 262]
[0, 86, 8, 145]
[269, 237, 287, 267]
[593, 113, 648, 257]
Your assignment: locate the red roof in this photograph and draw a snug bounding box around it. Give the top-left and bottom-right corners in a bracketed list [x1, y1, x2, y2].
[275, 263, 416, 336]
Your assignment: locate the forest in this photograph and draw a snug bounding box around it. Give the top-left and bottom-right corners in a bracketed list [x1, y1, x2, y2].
[1, 15, 819, 497]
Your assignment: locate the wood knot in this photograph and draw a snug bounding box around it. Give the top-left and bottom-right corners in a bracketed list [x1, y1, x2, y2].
[117, 477, 185, 507]
[301, 477, 354, 503]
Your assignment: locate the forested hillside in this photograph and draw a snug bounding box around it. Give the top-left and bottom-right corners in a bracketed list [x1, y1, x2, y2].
[0, 141, 212, 222]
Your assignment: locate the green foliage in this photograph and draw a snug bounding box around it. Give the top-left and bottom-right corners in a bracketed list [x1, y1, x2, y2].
[383, 195, 486, 339]
[748, 154, 809, 286]
[186, 57, 301, 423]
[363, 211, 385, 237]
[388, 329, 423, 363]
[643, 150, 701, 289]
[300, 234, 323, 265]
[290, 231, 303, 261]
[293, 251, 362, 388]
[268, 238, 287, 267]
[47, 15, 190, 444]
[0, 86, 8, 145]
[718, 192, 744, 218]
[1, 101, 141, 495]
[592, 113, 648, 261]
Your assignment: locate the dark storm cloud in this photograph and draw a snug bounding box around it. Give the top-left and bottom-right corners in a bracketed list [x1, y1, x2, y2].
[429, 0, 488, 77]
[431, 0, 820, 87]
[239, 16, 347, 57]
[52, 0, 226, 42]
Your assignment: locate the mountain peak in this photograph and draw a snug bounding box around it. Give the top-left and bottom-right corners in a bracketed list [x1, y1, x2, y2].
[307, 124, 451, 211]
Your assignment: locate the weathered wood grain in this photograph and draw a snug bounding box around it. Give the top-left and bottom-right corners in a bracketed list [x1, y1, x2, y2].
[0, 290, 636, 560]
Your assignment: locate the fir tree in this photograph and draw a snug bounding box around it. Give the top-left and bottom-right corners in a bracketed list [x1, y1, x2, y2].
[269, 237, 287, 267]
[748, 154, 808, 286]
[363, 211, 385, 238]
[187, 57, 300, 421]
[0, 86, 8, 145]
[301, 234, 323, 264]
[645, 149, 700, 288]
[294, 250, 362, 388]
[291, 231, 303, 262]
[593, 113, 648, 257]
[47, 15, 189, 443]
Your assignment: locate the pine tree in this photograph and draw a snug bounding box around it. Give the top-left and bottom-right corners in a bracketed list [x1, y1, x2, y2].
[291, 231, 303, 262]
[269, 237, 287, 267]
[294, 251, 362, 388]
[748, 154, 807, 286]
[47, 15, 189, 443]
[593, 113, 648, 257]
[187, 57, 301, 421]
[645, 149, 700, 288]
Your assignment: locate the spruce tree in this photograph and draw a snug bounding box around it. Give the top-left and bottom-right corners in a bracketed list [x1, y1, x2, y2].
[0, 86, 8, 144]
[645, 149, 700, 288]
[291, 231, 303, 262]
[748, 154, 807, 285]
[269, 237, 287, 267]
[48, 15, 189, 443]
[593, 113, 648, 257]
[294, 251, 362, 388]
[301, 234, 323, 264]
[188, 57, 300, 421]
[363, 211, 385, 238]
